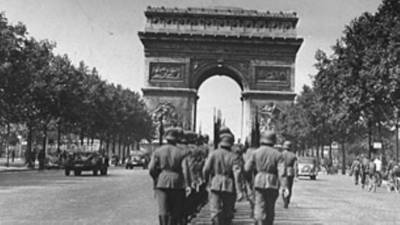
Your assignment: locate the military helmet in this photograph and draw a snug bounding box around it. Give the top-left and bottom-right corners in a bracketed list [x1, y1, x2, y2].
[282, 140, 292, 150]
[260, 130, 277, 145]
[177, 129, 188, 144]
[219, 133, 235, 148]
[186, 131, 198, 144]
[202, 134, 210, 144]
[219, 126, 232, 137]
[165, 127, 179, 142]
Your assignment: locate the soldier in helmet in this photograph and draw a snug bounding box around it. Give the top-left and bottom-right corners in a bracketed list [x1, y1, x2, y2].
[281, 140, 297, 209]
[182, 131, 204, 220]
[203, 132, 241, 225]
[149, 127, 188, 225]
[244, 131, 288, 225]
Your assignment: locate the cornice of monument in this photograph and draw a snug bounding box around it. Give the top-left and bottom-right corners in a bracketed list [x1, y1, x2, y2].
[142, 6, 302, 40]
[145, 6, 298, 22]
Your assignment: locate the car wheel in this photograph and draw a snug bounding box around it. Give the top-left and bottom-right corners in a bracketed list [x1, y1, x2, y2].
[93, 170, 98, 176]
[100, 168, 108, 175]
[74, 170, 81, 176]
[310, 175, 316, 180]
[65, 169, 70, 176]
[125, 165, 129, 169]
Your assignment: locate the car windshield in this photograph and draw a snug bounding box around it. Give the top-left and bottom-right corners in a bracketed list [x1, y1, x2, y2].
[298, 157, 316, 164]
[131, 151, 145, 156]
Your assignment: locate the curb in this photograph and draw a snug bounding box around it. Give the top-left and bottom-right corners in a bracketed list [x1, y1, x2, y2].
[0, 167, 33, 173]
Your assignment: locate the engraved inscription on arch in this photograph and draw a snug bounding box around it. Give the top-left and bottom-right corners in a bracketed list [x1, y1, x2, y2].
[149, 62, 185, 81]
[255, 66, 291, 84]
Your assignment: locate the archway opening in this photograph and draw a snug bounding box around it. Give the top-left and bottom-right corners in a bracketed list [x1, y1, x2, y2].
[196, 75, 243, 143]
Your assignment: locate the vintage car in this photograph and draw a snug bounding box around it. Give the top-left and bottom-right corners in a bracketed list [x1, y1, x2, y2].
[297, 156, 318, 180]
[64, 151, 108, 176]
[125, 151, 149, 169]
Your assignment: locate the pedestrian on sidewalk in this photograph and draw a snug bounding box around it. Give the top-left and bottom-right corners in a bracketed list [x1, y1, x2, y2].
[373, 156, 382, 187]
[38, 148, 45, 170]
[244, 131, 289, 225]
[11, 149, 15, 163]
[149, 127, 188, 225]
[360, 154, 370, 189]
[203, 132, 241, 225]
[281, 140, 297, 209]
[350, 156, 361, 185]
[368, 159, 377, 192]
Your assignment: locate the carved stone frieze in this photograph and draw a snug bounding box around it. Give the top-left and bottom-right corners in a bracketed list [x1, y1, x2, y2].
[255, 66, 290, 83]
[149, 62, 185, 81]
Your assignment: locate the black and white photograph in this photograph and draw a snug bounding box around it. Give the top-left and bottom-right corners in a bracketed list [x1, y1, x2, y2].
[1, 0, 399, 224]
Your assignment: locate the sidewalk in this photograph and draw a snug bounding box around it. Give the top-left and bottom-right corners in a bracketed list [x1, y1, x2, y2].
[0, 158, 32, 173]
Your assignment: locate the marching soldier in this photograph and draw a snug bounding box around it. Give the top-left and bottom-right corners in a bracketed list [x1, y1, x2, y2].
[244, 131, 288, 225]
[203, 132, 241, 225]
[218, 127, 245, 202]
[182, 131, 205, 220]
[281, 141, 297, 209]
[149, 128, 188, 225]
[198, 134, 210, 208]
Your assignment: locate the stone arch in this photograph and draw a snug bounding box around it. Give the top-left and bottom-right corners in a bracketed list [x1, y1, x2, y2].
[139, 6, 303, 142]
[191, 63, 249, 91]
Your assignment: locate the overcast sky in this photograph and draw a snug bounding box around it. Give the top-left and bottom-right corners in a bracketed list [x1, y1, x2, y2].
[1, 0, 382, 138]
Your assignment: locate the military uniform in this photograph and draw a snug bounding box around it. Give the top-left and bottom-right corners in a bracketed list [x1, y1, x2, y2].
[281, 141, 297, 208]
[182, 131, 205, 219]
[244, 131, 287, 225]
[149, 128, 188, 225]
[203, 133, 240, 225]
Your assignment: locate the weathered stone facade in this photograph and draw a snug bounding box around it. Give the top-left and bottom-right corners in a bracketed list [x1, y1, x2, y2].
[139, 6, 303, 141]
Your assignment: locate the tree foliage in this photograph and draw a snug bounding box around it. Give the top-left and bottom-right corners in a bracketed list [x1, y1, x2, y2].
[0, 12, 154, 159]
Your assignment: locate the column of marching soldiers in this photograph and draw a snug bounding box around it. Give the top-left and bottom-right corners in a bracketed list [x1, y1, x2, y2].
[148, 126, 297, 225]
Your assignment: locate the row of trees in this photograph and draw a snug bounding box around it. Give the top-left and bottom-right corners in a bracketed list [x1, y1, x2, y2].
[0, 12, 154, 164]
[278, 0, 400, 171]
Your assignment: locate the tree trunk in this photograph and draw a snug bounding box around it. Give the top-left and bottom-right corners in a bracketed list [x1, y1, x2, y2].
[321, 144, 324, 158]
[368, 120, 373, 158]
[396, 123, 399, 163]
[80, 128, 84, 146]
[329, 140, 333, 161]
[6, 123, 10, 167]
[106, 138, 110, 156]
[118, 137, 122, 158]
[57, 121, 62, 153]
[112, 136, 116, 154]
[26, 123, 33, 168]
[341, 140, 346, 175]
[42, 124, 48, 157]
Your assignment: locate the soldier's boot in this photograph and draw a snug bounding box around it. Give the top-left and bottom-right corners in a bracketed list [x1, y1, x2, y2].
[168, 216, 179, 225]
[159, 216, 169, 225]
[211, 216, 221, 225]
[254, 219, 266, 225]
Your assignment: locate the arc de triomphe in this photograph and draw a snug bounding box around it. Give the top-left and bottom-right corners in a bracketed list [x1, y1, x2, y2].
[139, 6, 303, 141]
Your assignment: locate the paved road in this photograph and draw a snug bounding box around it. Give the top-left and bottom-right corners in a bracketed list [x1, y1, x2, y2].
[0, 168, 157, 225]
[2, 169, 400, 225]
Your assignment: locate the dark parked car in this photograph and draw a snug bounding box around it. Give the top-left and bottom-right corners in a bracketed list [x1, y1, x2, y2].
[125, 151, 149, 169]
[64, 151, 108, 176]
